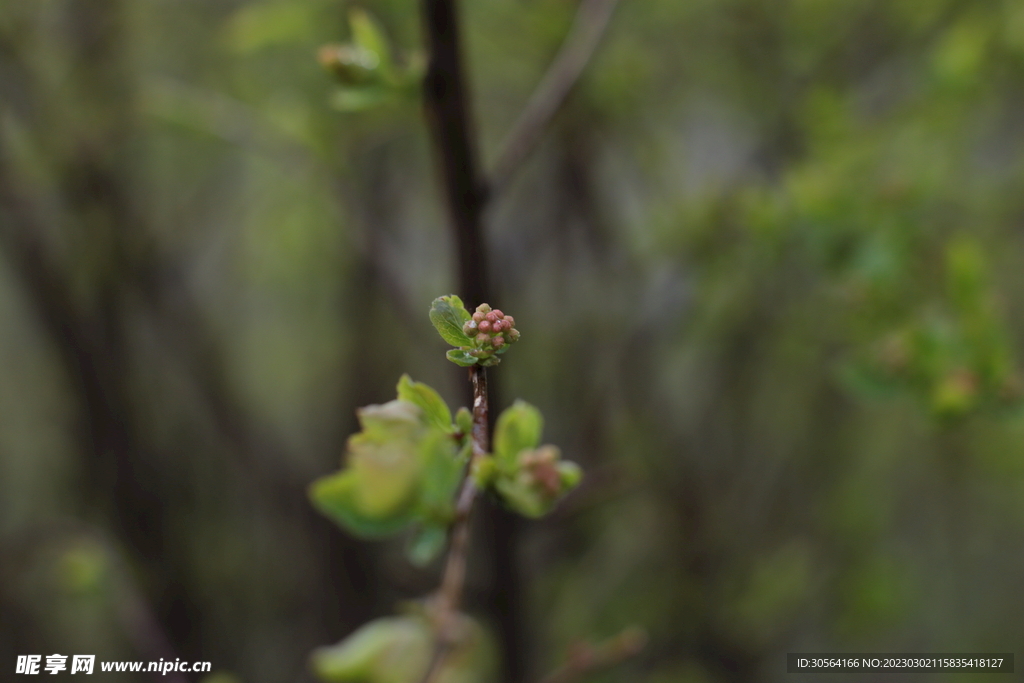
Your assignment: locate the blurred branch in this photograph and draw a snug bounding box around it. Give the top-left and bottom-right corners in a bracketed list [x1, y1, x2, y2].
[487, 0, 620, 200]
[420, 0, 528, 678]
[422, 0, 488, 308]
[536, 627, 647, 683]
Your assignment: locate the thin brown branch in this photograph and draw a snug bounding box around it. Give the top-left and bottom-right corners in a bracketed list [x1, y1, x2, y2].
[487, 0, 621, 200]
[536, 627, 648, 683]
[422, 0, 489, 307]
[418, 366, 489, 683]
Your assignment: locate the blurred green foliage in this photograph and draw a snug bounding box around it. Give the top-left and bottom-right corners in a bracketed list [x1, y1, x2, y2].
[4, 0, 1024, 682]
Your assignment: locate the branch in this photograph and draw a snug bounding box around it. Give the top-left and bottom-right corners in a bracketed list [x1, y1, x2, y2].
[421, 0, 489, 307]
[487, 0, 621, 200]
[536, 627, 647, 683]
[418, 366, 489, 683]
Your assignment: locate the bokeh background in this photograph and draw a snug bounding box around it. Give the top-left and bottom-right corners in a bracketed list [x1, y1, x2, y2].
[4, 0, 1024, 681]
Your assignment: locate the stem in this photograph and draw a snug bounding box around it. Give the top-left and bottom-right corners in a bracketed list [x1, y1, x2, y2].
[535, 627, 647, 683]
[418, 366, 488, 683]
[419, 0, 497, 672]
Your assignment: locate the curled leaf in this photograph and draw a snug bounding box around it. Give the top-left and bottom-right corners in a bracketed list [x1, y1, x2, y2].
[397, 374, 452, 433]
[431, 295, 473, 347]
[309, 380, 464, 539]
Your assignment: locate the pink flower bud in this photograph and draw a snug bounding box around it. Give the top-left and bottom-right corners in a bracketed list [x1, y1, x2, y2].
[493, 336, 506, 348]
[478, 320, 492, 333]
[485, 312, 499, 324]
[472, 311, 485, 322]
[475, 303, 491, 315]
[504, 315, 515, 328]
[463, 320, 478, 335]
[492, 309, 504, 319]
[508, 328, 520, 342]
[476, 333, 490, 344]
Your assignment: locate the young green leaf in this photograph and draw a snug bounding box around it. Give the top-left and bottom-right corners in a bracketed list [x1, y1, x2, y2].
[446, 348, 479, 367]
[349, 8, 393, 73]
[309, 470, 419, 538]
[311, 613, 494, 683]
[309, 397, 451, 539]
[330, 85, 396, 112]
[430, 295, 473, 347]
[493, 400, 543, 465]
[406, 525, 448, 567]
[455, 406, 473, 437]
[311, 616, 431, 683]
[416, 431, 464, 520]
[396, 374, 452, 432]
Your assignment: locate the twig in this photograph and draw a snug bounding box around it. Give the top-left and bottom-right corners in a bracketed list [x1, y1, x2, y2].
[418, 366, 489, 683]
[536, 627, 648, 683]
[421, 0, 489, 307]
[487, 0, 621, 200]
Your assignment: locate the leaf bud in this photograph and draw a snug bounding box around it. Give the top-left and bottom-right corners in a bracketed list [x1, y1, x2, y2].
[317, 44, 380, 85]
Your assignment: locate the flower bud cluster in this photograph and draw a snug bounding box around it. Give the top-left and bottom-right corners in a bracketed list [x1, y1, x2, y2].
[461, 303, 520, 360]
[519, 446, 562, 497]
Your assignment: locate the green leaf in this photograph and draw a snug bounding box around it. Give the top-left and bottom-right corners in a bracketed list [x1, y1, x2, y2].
[406, 525, 448, 567]
[311, 616, 431, 683]
[446, 349, 479, 367]
[416, 431, 463, 522]
[397, 374, 452, 432]
[455, 406, 473, 436]
[330, 86, 396, 112]
[309, 470, 418, 538]
[557, 461, 583, 490]
[470, 456, 496, 487]
[349, 8, 393, 73]
[311, 613, 495, 683]
[493, 400, 543, 465]
[309, 399, 428, 538]
[494, 475, 548, 519]
[430, 295, 473, 347]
